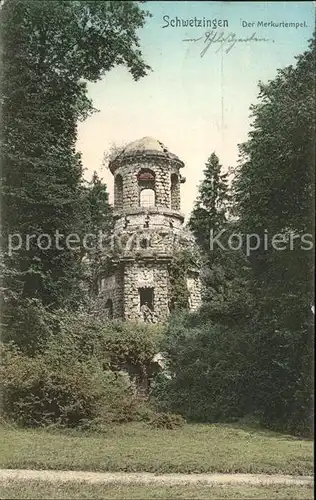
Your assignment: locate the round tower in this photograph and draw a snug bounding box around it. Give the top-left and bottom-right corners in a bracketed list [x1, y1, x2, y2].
[99, 137, 201, 322]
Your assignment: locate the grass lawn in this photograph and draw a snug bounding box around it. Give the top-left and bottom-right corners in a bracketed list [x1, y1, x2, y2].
[0, 481, 314, 499]
[0, 422, 313, 475]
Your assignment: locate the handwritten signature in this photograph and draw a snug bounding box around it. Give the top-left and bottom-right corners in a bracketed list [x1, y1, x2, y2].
[183, 31, 274, 57]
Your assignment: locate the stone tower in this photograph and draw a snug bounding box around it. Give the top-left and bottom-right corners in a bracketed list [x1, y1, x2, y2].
[99, 137, 201, 322]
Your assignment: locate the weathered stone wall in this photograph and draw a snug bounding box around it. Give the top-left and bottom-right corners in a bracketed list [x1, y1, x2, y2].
[113, 208, 184, 232]
[187, 272, 202, 311]
[114, 174, 123, 210]
[113, 157, 182, 211]
[170, 171, 180, 211]
[110, 223, 197, 261]
[111, 228, 185, 257]
[99, 142, 202, 322]
[123, 260, 170, 322]
[99, 252, 202, 321]
[99, 267, 124, 318]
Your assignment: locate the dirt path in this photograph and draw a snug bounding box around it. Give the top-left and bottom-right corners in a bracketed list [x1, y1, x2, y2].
[0, 469, 313, 486]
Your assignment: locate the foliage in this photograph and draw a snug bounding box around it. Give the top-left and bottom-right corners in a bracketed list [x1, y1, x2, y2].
[0, 341, 139, 427]
[0, 0, 150, 310]
[148, 412, 185, 430]
[168, 250, 197, 312]
[189, 152, 230, 254]
[100, 320, 165, 378]
[79, 172, 113, 297]
[0, 298, 58, 356]
[154, 311, 255, 422]
[134, 402, 157, 422]
[233, 36, 315, 235]
[173, 154, 255, 424]
[188, 152, 249, 306]
[0, 311, 165, 428]
[231, 34, 315, 435]
[56, 314, 165, 377]
[171, 35, 315, 436]
[157, 299, 312, 435]
[81, 172, 113, 238]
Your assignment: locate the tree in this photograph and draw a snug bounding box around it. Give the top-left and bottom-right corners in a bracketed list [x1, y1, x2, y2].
[153, 310, 255, 422]
[81, 172, 113, 239]
[0, 0, 151, 310]
[188, 152, 250, 308]
[102, 142, 127, 170]
[232, 34, 315, 434]
[168, 250, 196, 312]
[158, 36, 314, 436]
[189, 152, 230, 255]
[80, 172, 113, 298]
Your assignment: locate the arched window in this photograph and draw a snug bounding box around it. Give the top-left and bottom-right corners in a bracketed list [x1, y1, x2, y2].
[114, 174, 123, 210]
[140, 188, 155, 208]
[105, 299, 113, 319]
[138, 169, 156, 208]
[171, 173, 180, 210]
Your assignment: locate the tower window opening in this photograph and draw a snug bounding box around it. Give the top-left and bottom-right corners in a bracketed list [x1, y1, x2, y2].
[140, 189, 155, 208]
[138, 168, 156, 208]
[114, 174, 123, 210]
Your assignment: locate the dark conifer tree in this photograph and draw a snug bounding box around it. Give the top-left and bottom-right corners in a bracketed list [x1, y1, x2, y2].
[0, 0, 150, 308]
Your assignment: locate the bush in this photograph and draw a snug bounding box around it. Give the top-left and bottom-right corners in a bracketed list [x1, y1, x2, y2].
[154, 311, 254, 422]
[0, 342, 138, 428]
[0, 310, 166, 429]
[56, 314, 166, 396]
[1, 298, 58, 356]
[155, 307, 313, 437]
[99, 319, 165, 374]
[57, 313, 165, 375]
[134, 402, 157, 422]
[148, 412, 185, 429]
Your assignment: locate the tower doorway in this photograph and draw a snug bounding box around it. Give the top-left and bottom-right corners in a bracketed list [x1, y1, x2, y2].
[139, 287, 154, 310]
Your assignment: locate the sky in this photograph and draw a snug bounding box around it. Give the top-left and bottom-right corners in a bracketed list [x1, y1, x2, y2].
[76, 1, 315, 218]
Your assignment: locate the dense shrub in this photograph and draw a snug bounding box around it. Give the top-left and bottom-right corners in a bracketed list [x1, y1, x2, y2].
[248, 319, 314, 437]
[58, 313, 164, 365]
[153, 311, 255, 422]
[0, 313, 166, 429]
[154, 308, 313, 437]
[56, 314, 165, 392]
[99, 320, 165, 374]
[1, 298, 58, 356]
[148, 412, 185, 429]
[0, 342, 139, 427]
[134, 402, 157, 422]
